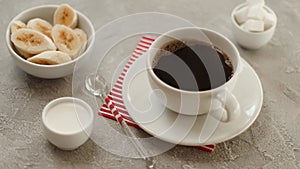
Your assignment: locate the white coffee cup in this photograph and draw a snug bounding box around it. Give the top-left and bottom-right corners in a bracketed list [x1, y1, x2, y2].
[146, 27, 241, 122]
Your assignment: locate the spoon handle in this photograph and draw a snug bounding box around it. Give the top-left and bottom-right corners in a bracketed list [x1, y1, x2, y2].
[85, 73, 155, 168]
[105, 98, 155, 169]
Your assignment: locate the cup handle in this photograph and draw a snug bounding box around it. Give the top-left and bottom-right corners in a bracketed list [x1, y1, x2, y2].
[209, 88, 240, 122]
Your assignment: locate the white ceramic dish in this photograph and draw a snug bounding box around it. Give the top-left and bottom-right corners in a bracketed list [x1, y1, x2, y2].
[6, 5, 95, 79]
[122, 55, 263, 146]
[231, 3, 277, 50]
[42, 97, 94, 150]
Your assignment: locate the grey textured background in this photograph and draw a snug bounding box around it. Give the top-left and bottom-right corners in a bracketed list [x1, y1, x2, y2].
[0, 0, 299, 168]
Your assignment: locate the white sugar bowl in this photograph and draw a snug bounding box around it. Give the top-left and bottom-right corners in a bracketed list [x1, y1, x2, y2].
[231, 3, 277, 50]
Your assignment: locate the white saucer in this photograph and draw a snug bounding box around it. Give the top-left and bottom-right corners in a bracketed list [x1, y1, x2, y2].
[122, 56, 263, 146]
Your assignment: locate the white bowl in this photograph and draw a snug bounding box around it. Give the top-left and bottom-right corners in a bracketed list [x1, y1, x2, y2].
[231, 3, 277, 50]
[5, 5, 95, 79]
[42, 97, 94, 150]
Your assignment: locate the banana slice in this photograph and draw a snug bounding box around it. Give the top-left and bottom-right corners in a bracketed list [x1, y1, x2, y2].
[11, 28, 56, 55]
[27, 18, 53, 38]
[27, 51, 71, 65]
[51, 24, 81, 59]
[54, 4, 78, 28]
[15, 47, 34, 59]
[74, 28, 87, 56]
[10, 20, 26, 34]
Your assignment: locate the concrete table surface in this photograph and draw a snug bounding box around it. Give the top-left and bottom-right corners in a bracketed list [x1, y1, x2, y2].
[0, 0, 299, 168]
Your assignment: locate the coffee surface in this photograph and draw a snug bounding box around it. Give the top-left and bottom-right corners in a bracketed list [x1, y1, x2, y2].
[153, 40, 233, 91]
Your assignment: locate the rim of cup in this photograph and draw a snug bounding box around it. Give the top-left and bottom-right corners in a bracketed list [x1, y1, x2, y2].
[42, 97, 94, 136]
[231, 3, 277, 35]
[148, 27, 241, 95]
[5, 5, 95, 68]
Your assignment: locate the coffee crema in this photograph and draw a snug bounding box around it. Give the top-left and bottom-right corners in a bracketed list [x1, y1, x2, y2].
[153, 40, 233, 91]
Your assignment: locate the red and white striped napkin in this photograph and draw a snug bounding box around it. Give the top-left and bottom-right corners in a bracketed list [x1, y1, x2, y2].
[99, 36, 216, 152]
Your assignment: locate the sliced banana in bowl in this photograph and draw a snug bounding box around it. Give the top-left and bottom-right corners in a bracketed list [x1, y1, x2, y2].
[51, 24, 81, 59]
[54, 4, 78, 29]
[28, 51, 72, 65]
[27, 18, 53, 38]
[6, 4, 95, 78]
[10, 20, 26, 34]
[11, 28, 56, 55]
[15, 47, 34, 59]
[9, 4, 90, 63]
[74, 28, 88, 56]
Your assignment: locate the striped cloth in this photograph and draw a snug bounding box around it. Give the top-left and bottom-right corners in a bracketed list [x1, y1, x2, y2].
[99, 36, 216, 152]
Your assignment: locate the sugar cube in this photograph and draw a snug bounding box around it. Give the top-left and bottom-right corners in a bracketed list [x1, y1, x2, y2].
[234, 6, 249, 24]
[263, 10, 276, 30]
[242, 19, 264, 32]
[248, 5, 265, 20]
[240, 23, 249, 32]
[247, 0, 265, 7]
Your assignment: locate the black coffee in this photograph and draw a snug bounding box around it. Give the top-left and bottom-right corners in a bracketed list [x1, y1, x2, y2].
[153, 40, 233, 91]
